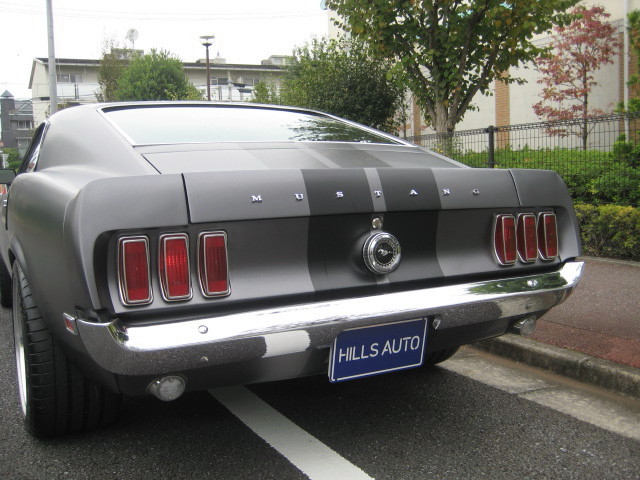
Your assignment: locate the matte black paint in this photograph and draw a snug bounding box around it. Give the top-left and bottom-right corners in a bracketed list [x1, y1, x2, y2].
[384, 211, 444, 283]
[377, 168, 441, 211]
[184, 170, 310, 223]
[306, 214, 378, 292]
[302, 168, 374, 216]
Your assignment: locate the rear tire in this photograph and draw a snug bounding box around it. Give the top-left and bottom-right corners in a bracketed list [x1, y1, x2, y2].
[0, 259, 12, 308]
[12, 262, 121, 437]
[423, 347, 459, 368]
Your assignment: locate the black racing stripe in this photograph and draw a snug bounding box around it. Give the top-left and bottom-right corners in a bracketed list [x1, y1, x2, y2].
[302, 169, 375, 216]
[306, 214, 377, 292]
[303, 168, 443, 294]
[377, 168, 441, 211]
[383, 211, 444, 282]
[321, 149, 390, 168]
[246, 147, 331, 170]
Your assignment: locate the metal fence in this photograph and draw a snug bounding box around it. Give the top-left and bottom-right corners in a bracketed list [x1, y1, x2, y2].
[407, 113, 640, 206]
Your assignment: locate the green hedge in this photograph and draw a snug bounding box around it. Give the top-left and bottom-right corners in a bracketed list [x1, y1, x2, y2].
[1, 147, 20, 171]
[455, 147, 640, 207]
[575, 204, 640, 261]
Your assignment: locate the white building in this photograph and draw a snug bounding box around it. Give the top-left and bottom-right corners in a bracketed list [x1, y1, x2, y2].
[455, 0, 635, 135]
[29, 55, 285, 125]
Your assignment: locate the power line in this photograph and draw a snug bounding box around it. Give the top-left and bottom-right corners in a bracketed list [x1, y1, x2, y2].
[0, 2, 325, 22]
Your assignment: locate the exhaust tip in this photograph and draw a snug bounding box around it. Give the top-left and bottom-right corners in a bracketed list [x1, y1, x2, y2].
[510, 316, 537, 336]
[148, 375, 186, 401]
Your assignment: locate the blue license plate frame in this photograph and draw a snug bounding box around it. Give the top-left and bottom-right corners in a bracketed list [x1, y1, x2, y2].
[329, 318, 428, 383]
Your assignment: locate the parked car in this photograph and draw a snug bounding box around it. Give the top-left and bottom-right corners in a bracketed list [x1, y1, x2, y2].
[0, 103, 583, 436]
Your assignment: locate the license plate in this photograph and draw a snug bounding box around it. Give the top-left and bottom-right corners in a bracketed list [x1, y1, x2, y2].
[329, 318, 428, 383]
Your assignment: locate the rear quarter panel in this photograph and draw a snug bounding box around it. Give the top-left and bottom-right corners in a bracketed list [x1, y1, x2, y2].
[6, 106, 160, 354]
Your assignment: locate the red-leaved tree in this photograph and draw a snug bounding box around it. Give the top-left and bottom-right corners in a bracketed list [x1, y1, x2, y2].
[533, 5, 621, 149]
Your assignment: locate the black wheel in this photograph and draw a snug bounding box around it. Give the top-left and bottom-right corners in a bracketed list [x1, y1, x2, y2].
[0, 259, 12, 308]
[423, 347, 459, 368]
[12, 262, 121, 437]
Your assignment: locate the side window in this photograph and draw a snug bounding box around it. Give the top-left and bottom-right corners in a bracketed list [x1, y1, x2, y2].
[18, 122, 48, 174]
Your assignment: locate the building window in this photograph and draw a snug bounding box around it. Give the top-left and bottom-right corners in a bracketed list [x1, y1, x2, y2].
[15, 120, 34, 130]
[212, 78, 229, 86]
[243, 78, 258, 86]
[57, 73, 83, 83]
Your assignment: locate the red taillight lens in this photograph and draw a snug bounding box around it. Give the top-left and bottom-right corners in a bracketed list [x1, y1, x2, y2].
[517, 214, 538, 262]
[159, 234, 191, 301]
[198, 232, 230, 297]
[538, 213, 558, 260]
[118, 237, 152, 305]
[494, 215, 517, 265]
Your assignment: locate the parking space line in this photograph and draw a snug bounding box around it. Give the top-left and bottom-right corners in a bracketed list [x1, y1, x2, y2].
[441, 350, 640, 441]
[210, 386, 374, 480]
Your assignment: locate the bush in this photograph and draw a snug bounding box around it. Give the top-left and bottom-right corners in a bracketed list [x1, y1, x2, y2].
[454, 147, 640, 206]
[587, 169, 640, 206]
[612, 133, 640, 168]
[1, 147, 21, 171]
[574, 204, 640, 260]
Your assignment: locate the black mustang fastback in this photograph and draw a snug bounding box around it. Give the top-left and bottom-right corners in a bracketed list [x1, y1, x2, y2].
[0, 103, 583, 436]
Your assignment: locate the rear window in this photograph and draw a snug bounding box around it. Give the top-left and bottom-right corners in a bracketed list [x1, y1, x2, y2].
[103, 105, 401, 146]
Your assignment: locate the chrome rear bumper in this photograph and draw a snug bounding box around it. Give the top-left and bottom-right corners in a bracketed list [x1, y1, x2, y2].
[77, 261, 584, 376]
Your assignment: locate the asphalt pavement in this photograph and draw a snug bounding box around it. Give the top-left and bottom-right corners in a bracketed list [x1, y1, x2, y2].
[474, 256, 640, 399]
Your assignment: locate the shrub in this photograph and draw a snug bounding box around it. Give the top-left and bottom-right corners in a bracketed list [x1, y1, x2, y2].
[588, 169, 640, 206]
[1, 147, 21, 171]
[574, 204, 640, 260]
[453, 147, 639, 206]
[612, 133, 640, 168]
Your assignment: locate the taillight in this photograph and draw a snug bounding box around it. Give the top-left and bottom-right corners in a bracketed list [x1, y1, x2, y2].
[538, 213, 558, 260]
[118, 236, 152, 305]
[198, 232, 230, 297]
[494, 215, 517, 265]
[159, 234, 192, 301]
[517, 214, 538, 263]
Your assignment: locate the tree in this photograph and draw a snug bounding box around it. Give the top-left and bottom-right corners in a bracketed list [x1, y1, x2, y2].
[533, 5, 621, 149]
[253, 36, 403, 131]
[115, 49, 204, 101]
[251, 78, 280, 105]
[326, 0, 578, 134]
[97, 38, 136, 102]
[623, 9, 640, 112]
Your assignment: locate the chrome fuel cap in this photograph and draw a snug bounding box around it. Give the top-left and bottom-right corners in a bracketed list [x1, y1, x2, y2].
[363, 232, 401, 274]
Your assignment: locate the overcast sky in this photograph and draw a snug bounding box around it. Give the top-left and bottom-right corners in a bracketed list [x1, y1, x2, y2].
[0, 0, 329, 99]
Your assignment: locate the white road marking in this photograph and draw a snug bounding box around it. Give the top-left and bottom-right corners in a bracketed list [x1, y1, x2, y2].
[520, 388, 640, 441]
[442, 350, 640, 441]
[210, 386, 374, 480]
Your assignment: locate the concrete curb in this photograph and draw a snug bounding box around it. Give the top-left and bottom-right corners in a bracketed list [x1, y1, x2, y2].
[579, 256, 640, 268]
[472, 334, 640, 400]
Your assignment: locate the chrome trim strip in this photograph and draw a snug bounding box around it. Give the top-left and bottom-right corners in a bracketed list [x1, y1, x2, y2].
[158, 233, 193, 302]
[117, 236, 153, 306]
[77, 262, 584, 376]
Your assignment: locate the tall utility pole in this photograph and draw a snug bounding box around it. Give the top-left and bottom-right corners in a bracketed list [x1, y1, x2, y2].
[200, 35, 215, 101]
[46, 0, 58, 115]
